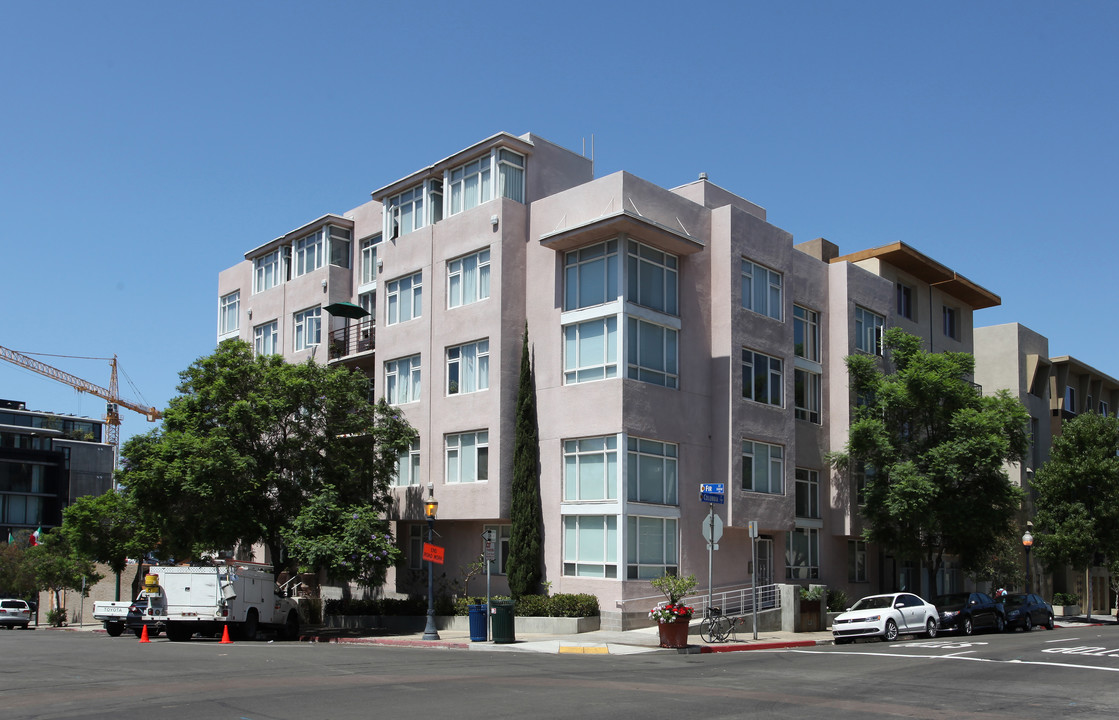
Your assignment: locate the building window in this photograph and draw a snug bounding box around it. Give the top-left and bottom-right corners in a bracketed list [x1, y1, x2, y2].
[795, 468, 820, 519]
[446, 431, 488, 483]
[219, 291, 239, 335]
[793, 305, 819, 361]
[359, 291, 376, 320]
[741, 258, 782, 320]
[484, 524, 511, 575]
[1065, 386, 1077, 414]
[447, 155, 493, 215]
[360, 235, 382, 285]
[896, 282, 914, 321]
[855, 306, 885, 355]
[853, 463, 873, 506]
[387, 271, 423, 325]
[393, 439, 421, 487]
[496, 149, 525, 203]
[848, 540, 868, 582]
[627, 318, 678, 388]
[253, 249, 285, 293]
[942, 306, 958, 340]
[294, 230, 326, 277]
[329, 226, 351, 269]
[385, 355, 421, 405]
[563, 436, 618, 501]
[386, 181, 442, 239]
[742, 348, 783, 407]
[563, 515, 617, 578]
[627, 516, 678, 579]
[409, 525, 423, 570]
[1101, 401, 1110, 417]
[742, 439, 783, 494]
[253, 321, 278, 357]
[786, 527, 819, 579]
[564, 240, 619, 311]
[447, 339, 489, 395]
[627, 240, 678, 315]
[448, 248, 491, 308]
[564, 316, 618, 384]
[627, 437, 678, 505]
[794, 369, 821, 424]
[293, 306, 321, 352]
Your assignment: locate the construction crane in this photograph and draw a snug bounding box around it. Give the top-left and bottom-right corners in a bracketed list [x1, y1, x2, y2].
[0, 344, 162, 462]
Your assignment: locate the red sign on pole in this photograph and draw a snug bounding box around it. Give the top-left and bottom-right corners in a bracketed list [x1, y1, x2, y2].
[422, 543, 445, 565]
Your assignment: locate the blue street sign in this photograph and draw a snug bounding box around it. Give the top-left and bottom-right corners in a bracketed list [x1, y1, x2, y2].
[701, 492, 725, 504]
[700, 483, 725, 494]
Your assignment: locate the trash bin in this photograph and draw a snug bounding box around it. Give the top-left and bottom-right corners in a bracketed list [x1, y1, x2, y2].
[468, 604, 488, 642]
[490, 599, 516, 644]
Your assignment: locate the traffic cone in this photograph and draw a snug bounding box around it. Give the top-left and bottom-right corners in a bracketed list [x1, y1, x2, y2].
[139, 625, 150, 643]
[220, 625, 233, 644]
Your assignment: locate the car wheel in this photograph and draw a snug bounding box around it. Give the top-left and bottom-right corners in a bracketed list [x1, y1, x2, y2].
[1045, 614, 1055, 630]
[834, 637, 850, 645]
[133, 628, 144, 639]
[105, 623, 124, 637]
[960, 616, 974, 636]
[925, 618, 938, 638]
[995, 615, 1005, 633]
[1023, 615, 1032, 632]
[883, 619, 899, 642]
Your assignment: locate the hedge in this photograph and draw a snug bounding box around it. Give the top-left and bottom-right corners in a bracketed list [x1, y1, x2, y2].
[324, 594, 599, 617]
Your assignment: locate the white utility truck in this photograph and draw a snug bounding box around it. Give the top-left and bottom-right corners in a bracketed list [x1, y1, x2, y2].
[152, 562, 303, 642]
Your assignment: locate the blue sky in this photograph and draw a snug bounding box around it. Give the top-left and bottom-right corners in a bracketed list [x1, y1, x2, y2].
[2, 1, 1116, 446]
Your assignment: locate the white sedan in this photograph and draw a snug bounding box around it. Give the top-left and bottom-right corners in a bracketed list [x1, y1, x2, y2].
[831, 592, 939, 644]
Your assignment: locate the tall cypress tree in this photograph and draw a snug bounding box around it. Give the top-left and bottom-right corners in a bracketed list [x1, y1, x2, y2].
[506, 323, 543, 598]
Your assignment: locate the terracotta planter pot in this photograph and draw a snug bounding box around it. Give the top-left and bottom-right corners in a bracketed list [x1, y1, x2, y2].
[658, 620, 690, 648]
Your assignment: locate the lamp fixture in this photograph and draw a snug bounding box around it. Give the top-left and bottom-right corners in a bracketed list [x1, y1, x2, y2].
[424, 498, 439, 519]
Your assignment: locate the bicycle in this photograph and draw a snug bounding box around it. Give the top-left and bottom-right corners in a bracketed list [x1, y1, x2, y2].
[699, 606, 737, 643]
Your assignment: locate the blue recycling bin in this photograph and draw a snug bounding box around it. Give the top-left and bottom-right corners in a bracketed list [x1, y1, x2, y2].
[468, 604, 488, 642]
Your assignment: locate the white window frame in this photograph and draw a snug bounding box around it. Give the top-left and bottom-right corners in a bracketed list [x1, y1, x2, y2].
[562, 515, 618, 578]
[446, 430, 489, 484]
[563, 436, 618, 502]
[386, 271, 423, 325]
[253, 249, 283, 293]
[795, 468, 820, 520]
[794, 305, 819, 361]
[447, 248, 491, 308]
[329, 226, 351, 269]
[742, 348, 783, 407]
[627, 318, 678, 388]
[385, 355, 421, 405]
[293, 306, 321, 352]
[627, 516, 679, 579]
[219, 291, 239, 335]
[447, 155, 493, 215]
[447, 339, 489, 395]
[564, 240, 620, 311]
[742, 439, 784, 495]
[786, 527, 819, 580]
[627, 437, 678, 505]
[849, 539, 868, 582]
[626, 240, 678, 315]
[253, 321, 278, 357]
[794, 368, 821, 424]
[855, 306, 885, 355]
[741, 258, 783, 320]
[563, 316, 619, 384]
[393, 439, 421, 487]
[360, 235, 382, 285]
[294, 230, 325, 277]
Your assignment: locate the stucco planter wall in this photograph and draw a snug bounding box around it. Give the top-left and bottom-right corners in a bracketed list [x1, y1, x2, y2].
[324, 614, 599, 634]
[1054, 605, 1081, 617]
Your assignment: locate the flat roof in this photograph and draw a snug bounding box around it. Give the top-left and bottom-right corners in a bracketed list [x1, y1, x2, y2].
[244, 213, 354, 260]
[370, 132, 535, 201]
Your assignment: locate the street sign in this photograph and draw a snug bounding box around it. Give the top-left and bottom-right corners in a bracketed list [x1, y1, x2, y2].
[701, 510, 723, 544]
[748, 521, 759, 539]
[422, 543, 445, 564]
[700, 491, 725, 504]
[484, 539, 497, 562]
[700, 483, 725, 494]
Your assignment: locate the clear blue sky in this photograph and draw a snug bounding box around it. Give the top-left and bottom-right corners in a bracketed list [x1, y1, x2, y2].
[2, 1, 1116, 446]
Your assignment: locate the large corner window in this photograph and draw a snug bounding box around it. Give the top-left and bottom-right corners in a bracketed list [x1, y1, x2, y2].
[385, 355, 421, 405]
[563, 515, 618, 578]
[627, 318, 678, 388]
[854, 306, 884, 355]
[447, 339, 489, 395]
[448, 248, 491, 308]
[294, 230, 326, 277]
[564, 240, 619, 311]
[742, 348, 783, 407]
[386, 179, 442, 239]
[219, 291, 240, 335]
[741, 258, 782, 320]
[627, 240, 678, 315]
[563, 316, 618, 384]
[387, 271, 423, 325]
[563, 436, 618, 501]
[627, 516, 678, 579]
[293, 306, 321, 352]
[446, 148, 525, 217]
[329, 226, 351, 269]
[627, 438, 678, 505]
[446, 431, 489, 484]
[742, 439, 783, 494]
[253, 321, 277, 357]
[253, 249, 286, 293]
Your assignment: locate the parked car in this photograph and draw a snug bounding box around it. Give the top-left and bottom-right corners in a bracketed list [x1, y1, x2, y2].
[932, 592, 1005, 635]
[1002, 593, 1055, 632]
[832, 592, 939, 644]
[0, 599, 32, 629]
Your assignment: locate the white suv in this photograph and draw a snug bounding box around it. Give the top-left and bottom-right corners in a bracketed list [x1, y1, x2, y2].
[0, 599, 31, 629]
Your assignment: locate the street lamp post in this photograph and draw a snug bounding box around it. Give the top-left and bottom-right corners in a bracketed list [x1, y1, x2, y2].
[1022, 527, 1034, 594]
[423, 494, 440, 641]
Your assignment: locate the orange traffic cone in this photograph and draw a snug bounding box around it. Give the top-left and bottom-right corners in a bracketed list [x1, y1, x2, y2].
[139, 625, 150, 643]
[220, 625, 233, 644]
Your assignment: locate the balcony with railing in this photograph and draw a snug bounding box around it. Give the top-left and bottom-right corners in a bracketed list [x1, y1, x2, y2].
[327, 321, 375, 361]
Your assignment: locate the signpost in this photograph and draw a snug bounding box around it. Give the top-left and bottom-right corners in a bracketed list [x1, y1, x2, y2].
[482, 530, 495, 641]
[700, 483, 726, 621]
[748, 520, 759, 639]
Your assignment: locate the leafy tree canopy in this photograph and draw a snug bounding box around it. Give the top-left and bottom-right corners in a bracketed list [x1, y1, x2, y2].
[830, 328, 1030, 591]
[28, 531, 102, 608]
[59, 489, 158, 600]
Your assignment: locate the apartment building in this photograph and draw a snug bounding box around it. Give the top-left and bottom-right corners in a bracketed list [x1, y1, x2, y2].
[217, 132, 1001, 627]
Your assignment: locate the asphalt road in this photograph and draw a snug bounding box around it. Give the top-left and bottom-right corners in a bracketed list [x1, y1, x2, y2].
[5, 626, 1119, 719]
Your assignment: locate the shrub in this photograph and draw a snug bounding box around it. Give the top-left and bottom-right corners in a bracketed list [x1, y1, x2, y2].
[515, 594, 550, 617]
[826, 589, 849, 613]
[46, 608, 66, 627]
[547, 593, 599, 617]
[799, 586, 825, 602]
[1053, 592, 1081, 606]
[451, 593, 598, 617]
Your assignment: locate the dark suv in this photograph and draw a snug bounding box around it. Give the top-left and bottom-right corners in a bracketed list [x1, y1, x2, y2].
[932, 592, 1005, 635]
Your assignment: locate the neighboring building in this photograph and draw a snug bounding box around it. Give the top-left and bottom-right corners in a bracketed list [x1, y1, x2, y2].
[217, 132, 1003, 628]
[0, 398, 114, 538]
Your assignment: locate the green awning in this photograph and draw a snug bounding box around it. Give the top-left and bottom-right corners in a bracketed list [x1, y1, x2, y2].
[324, 302, 370, 319]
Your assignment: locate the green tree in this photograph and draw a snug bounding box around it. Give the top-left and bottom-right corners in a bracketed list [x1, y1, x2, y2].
[1031, 412, 1119, 582]
[0, 535, 38, 598]
[27, 531, 102, 620]
[117, 340, 416, 578]
[59, 490, 157, 600]
[830, 328, 1030, 592]
[506, 324, 543, 598]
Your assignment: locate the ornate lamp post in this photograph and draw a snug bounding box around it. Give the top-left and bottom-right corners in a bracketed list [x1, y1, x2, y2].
[1022, 526, 1034, 594]
[422, 493, 440, 641]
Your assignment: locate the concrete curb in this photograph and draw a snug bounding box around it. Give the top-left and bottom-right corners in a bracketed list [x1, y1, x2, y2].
[698, 639, 829, 653]
[326, 636, 470, 650]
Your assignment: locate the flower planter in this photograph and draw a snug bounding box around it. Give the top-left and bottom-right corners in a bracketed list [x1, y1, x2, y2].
[657, 620, 690, 648]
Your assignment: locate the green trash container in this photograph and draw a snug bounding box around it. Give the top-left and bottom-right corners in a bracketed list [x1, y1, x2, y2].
[490, 599, 516, 644]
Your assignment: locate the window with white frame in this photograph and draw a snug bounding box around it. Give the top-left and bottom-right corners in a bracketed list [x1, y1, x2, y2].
[385, 355, 421, 405]
[358, 291, 375, 320]
[742, 439, 783, 494]
[786, 527, 819, 579]
[896, 282, 914, 320]
[219, 291, 239, 335]
[848, 539, 867, 582]
[446, 431, 488, 484]
[409, 525, 423, 570]
[943, 305, 959, 340]
[794, 368, 821, 423]
[855, 306, 885, 355]
[329, 226, 351, 269]
[447, 339, 489, 395]
[387, 271, 422, 325]
[253, 321, 278, 357]
[563, 436, 618, 501]
[741, 258, 782, 320]
[627, 516, 678, 579]
[447, 155, 492, 215]
[795, 468, 820, 519]
[360, 235, 382, 285]
[447, 248, 491, 308]
[627, 318, 678, 388]
[294, 230, 326, 277]
[627, 437, 678, 505]
[564, 240, 619, 311]
[563, 515, 617, 578]
[564, 316, 618, 384]
[742, 348, 783, 407]
[496, 149, 525, 203]
[253, 249, 285, 293]
[627, 240, 678, 315]
[386, 181, 442, 239]
[484, 524, 511, 575]
[393, 439, 421, 487]
[293, 306, 321, 352]
[794, 305, 819, 361]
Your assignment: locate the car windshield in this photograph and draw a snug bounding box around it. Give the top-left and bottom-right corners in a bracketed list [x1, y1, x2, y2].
[850, 596, 894, 611]
[933, 594, 969, 608]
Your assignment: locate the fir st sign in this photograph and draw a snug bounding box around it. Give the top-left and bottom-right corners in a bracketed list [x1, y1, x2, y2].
[700, 482, 725, 504]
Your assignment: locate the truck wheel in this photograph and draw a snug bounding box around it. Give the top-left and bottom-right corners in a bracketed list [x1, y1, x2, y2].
[241, 609, 259, 641]
[280, 610, 299, 641]
[133, 628, 144, 639]
[105, 623, 124, 638]
[166, 623, 192, 642]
